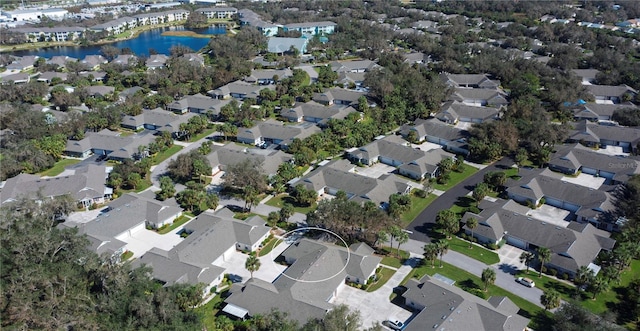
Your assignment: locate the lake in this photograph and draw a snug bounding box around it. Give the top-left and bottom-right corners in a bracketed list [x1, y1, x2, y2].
[7, 25, 226, 58]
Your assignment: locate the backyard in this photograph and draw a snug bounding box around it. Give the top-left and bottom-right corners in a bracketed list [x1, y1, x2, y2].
[157, 215, 192, 235]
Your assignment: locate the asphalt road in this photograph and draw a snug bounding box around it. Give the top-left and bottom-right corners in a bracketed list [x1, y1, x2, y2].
[406, 156, 515, 243]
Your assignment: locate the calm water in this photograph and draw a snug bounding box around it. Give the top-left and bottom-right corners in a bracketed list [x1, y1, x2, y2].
[7, 25, 226, 58]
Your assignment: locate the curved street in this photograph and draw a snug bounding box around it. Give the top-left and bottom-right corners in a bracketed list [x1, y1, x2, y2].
[406, 156, 515, 243]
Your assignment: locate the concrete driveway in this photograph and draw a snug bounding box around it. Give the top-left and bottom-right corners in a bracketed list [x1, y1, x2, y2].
[497, 245, 527, 270]
[411, 141, 443, 152]
[212, 238, 290, 284]
[122, 227, 186, 258]
[526, 205, 571, 227]
[330, 259, 416, 328]
[561, 173, 605, 189]
[353, 163, 396, 179]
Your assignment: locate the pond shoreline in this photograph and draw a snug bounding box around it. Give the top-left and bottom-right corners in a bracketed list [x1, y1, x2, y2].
[0, 19, 236, 53]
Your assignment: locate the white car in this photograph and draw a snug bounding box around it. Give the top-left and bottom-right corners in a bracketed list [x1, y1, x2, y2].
[516, 277, 535, 288]
[383, 320, 404, 330]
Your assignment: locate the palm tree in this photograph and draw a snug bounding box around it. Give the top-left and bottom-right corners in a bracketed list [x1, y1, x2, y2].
[388, 225, 401, 256]
[245, 255, 261, 279]
[424, 243, 438, 268]
[574, 265, 595, 291]
[396, 230, 409, 258]
[541, 289, 561, 311]
[436, 240, 449, 268]
[589, 278, 609, 300]
[536, 247, 551, 277]
[436, 209, 460, 239]
[482, 268, 496, 291]
[465, 217, 478, 248]
[519, 252, 535, 274]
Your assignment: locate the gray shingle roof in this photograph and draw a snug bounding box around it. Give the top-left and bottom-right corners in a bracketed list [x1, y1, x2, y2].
[440, 73, 500, 88]
[574, 103, 637, 120]
[400, 118, 468, 142]
[438, 101, 500, 122]
[267, 37, 308, 54]
[461, 198, 615, 274]
[549, 143, 640, 183]
[65, 129, 156, 159]
[403, 275, 529, 331]
[568, 120, 640, 146]
[134, 248, 225, 286]
[586, 84, 637, 98]
[206, 143, 292, 176]
[312, 87, 366, 105]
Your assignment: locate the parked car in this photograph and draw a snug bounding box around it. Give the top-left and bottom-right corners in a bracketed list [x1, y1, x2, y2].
[516, 277, 535, 288]
[383, 320, 404, 330]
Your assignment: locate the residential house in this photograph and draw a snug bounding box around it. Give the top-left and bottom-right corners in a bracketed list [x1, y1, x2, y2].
[330, 60, 379, 73]
[47, 56, 77, 69]
[336, 71, 366, 88]
[85, 85, 115, 98]
[81, 55, 108, 70]
[280, 101, 357, 124]
[0, 164, 112, 208]
[347, 135, 454, 180]
[505, 168, 615, 228]
[209, 81, 275, 100]
[461, 198, 615, 276]
[411, 20, 440, 33]
[146, 54, 169, 70]
[244, 68, 293, 85]
[402, 51, 431, 65]
[572, 69, 601, 85]
[197, 7, 237, 19]
[223, 239, 380, 323]
[573, 103, 637, 121]
[205, 143, 293, 177]
[64, 129, 157, 160]
[238, 9, 278, 36]
[440, 73, 500, 89]
[37, 71, 68, 83]
[1, 72, 30, 84]
[118, 86, 145, 102]
[402, 275, 530, 331]
[567, 120, 640, 153]
[167, 93, 222, 115]
[313, 87, 366, 106]
[399, 118, 469, 155]
[548, 143, 640, 184]
[449, 88, 509, 108]
[134, 210, 270, 294]
[164, 9, 190, 22]
[282, 21, 337, 36]
[267, 37, 309, 55]
[586, 84, 637, 104]
[111, 54, 138, 66]
[236, 120, 321, 149]
[6, 55, 38, 72]
[11, 26, 84, 42]
[436, 101, 501, 124]
[182, 53, 205, 67]
[121, 108, 197, 135]
[79, 71, 107, 82]
[294, 159, 411, 206]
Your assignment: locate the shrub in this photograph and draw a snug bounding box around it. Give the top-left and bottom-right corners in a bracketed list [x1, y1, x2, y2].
[467, 206, 481, 214]
[562, 273, 569, 280]
[89, 203, 98, 210]
[548, 268, 558, 277]
[468, 288, 487, 299]
[541, 266, 547, 274]
[487, 243, 499, 250]
[180, 232, 189, 238]
[210, 286, 217, 294]
[539, 198, 546, 205]
[414, 189, 427, 198]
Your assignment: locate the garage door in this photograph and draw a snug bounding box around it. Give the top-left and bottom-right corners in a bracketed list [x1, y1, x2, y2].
[600, 171, 615, 179]
[507, 236, 527, 249]
[582, 167, 598, 175]
[545, 197, 563, 209]
[379, 156, 394, 166]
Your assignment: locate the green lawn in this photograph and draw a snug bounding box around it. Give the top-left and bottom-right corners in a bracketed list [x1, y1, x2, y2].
[39, 158, 80, 176]
[152, 145, 183, 165]
[367, 267, 397, 292]
[157, 215, 192, 234]
[411, 260, 549, 327]
[301, 71, 311, 86]
[400, 193, 438, 227]
[194, 293, 226, 330]
[188, 128, 216, 142]
[234, 212, 259, 220]
[450, 196, 476, 217]
[432, 164, 479, 191]
[381, 256, 403, 269]
[258, 237, 281, 257]
[265, 194, 316, 214]
[120, 250, 133, 261]
[447, 237, 500, 265]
